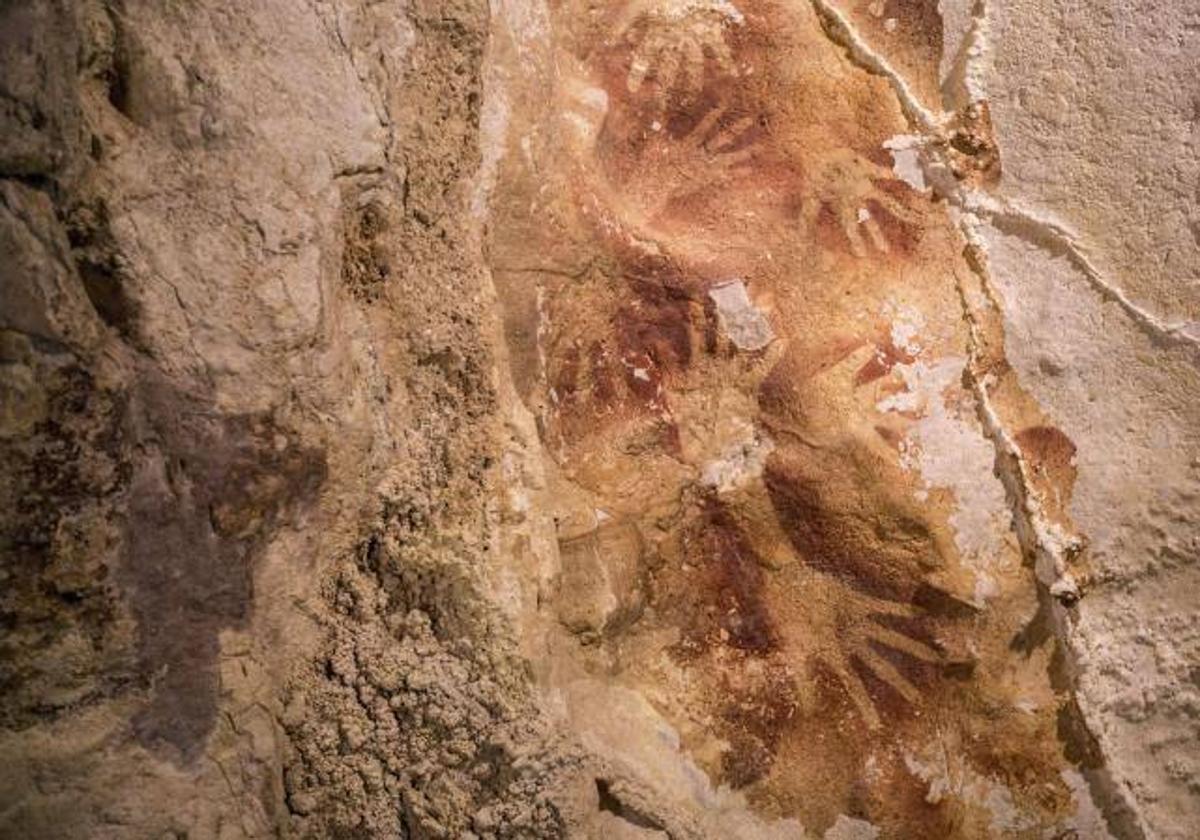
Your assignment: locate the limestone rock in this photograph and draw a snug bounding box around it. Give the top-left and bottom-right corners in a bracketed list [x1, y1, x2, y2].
[1, 1, 1197, 838]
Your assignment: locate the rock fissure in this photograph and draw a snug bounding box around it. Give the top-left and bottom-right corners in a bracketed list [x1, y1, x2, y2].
[805, 10, 1163, 836]
[808, 0, 941, 132]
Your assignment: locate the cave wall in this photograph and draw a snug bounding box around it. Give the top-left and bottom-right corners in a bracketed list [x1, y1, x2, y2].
[0, 0, 590, 836]
[1, 1, 1198, 838]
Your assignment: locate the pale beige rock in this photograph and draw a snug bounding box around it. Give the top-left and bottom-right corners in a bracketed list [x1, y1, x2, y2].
[977, 4, 1200, 838]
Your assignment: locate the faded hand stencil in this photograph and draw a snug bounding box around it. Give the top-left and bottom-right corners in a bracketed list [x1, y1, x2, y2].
[617, 0, 743, 116]
[491, 0, 1098, 836]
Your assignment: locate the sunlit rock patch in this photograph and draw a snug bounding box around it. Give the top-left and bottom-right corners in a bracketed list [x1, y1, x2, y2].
[488, 0, 1106, 835]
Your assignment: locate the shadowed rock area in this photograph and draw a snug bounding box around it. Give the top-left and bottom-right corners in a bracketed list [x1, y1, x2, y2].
[1, 1, 1198, 838]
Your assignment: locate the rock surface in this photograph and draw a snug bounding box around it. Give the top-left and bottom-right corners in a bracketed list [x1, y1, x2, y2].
[1, 1, 1197, 838]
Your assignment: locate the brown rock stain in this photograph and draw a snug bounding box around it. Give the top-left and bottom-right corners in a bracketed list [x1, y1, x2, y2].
[1016, 424, 1078, 501]
[491, 0, 1092, 835]
[831, 0, 944, 111]
[668, 499, 778, 659]
[854, 334, 918, 386]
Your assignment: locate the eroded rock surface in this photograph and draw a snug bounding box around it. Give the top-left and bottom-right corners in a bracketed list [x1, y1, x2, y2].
[1, 0, 1197, 838]
[1, 1, 590, 836]
[486, 0, 1196, 837]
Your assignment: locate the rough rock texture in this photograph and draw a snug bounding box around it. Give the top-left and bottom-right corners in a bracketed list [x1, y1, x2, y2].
[0, 0, 591, 836]
[974, 5, 1200, 838]
[1, 0, 1198, 838]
